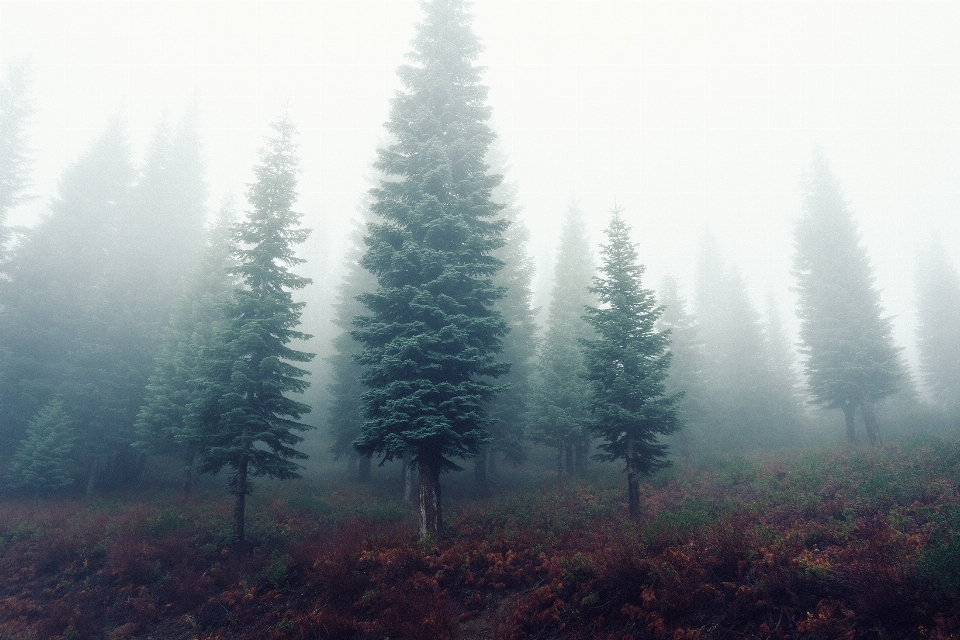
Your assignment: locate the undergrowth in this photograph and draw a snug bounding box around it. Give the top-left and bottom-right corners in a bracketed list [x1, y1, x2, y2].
[1, 438, 959, 638]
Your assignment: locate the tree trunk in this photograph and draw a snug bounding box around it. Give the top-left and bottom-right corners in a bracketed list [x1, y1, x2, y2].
[474, 446, 488, 499]
[861, 393, 882, 445]
[626, 433, 640, 520]
[488, 450, 498, 479]
[557, 445, 564, 481]
[402, 448, 416, 503]
[357, 452, 372, 483]
[418, 453, 442, 540]
[575, 440, 589, 474]
[233, 455, 249, 548]
[183, 450, 195, 498]
[842, 402, 856, 443]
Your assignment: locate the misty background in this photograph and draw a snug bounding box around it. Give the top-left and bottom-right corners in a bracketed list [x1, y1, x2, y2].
[2, 1, 959, 392]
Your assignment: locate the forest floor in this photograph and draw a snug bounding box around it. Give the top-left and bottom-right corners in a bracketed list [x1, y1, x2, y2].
[2, 438, 960, 639]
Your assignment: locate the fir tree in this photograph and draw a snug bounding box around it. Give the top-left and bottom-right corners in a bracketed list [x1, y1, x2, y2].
[474, 144, 538, 496]
[529, 200, 595, 476]
[582, 209, 680, 520]
[353, 0, 508, 539]
[135, 198, 238, 495]
[793, 153, 903, 444]
[5, 399, 74, 496]
[915, 239, 960, 409]
[186, 116, 313, 547]
[0, 59, 34, 256]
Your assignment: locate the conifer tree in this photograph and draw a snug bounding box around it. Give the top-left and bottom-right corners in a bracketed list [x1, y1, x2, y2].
[582, 209, 680, 520]
[353, 0, 508, 539]
[474, 146, 537, 496]
[4, 399, 74, 495]
[529, 200, 595, 476]
[135, 198, 238, 495]
[186, 116, 313, 547]
[327, 212, 378, 482]
[0, 59, 34, 256]
[656, 275, 707, 459]
[915, 239, 960, 409]
[793, 153, 903, 444]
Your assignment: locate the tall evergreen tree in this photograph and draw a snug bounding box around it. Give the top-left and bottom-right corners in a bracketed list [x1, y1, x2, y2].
[353, 0, 508, 539]
[186, 116, 313, 547]
[695, 233, 801, 451]
[656, 275, 707, 460]
[327, 210, 378, 482]
[0, 59, 34, 256]
[135, 198, 238, 494]
[529, 200, 596, 476]
[915, 239, 960, 409]
[582, 209, 680, 520]
[474, 144, 538, 496]
[793, 153, 903, 444]
[0, 117, 136, 486]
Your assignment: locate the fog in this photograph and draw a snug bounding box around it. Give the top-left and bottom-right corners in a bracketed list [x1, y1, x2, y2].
[3, 1, 960, 377]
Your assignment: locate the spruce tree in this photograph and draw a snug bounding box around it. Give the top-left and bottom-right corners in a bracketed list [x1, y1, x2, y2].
[582, 209, 680, 520]
[793, 153, 903, 444]
[4, 399, 74, 496]
[655, 275, 707, 460]
[186, 116, 313, 547]
[475, 145, 537, 496]
[529, 200, 595, 476]
[0, 59, 34, 256]
[915, 239, 960, 409]
[135, 198, 238, 495]
[353, 0, 508, 539]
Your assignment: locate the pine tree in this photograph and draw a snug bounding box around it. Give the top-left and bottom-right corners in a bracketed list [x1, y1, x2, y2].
[529, 200, 596, 476]
[656, 275, 707, 459]
[0, 117, 136, 487]
[186, 116, 313, 547]
[582, 209, 680, 520]
[353, 0, 508, 539]
[474, 144, 538, 496]
[0, 59, 34, 256]
[915, 239, 960, 409]
[4, 399, 75, 496]
[135, 198, 238, 495]
[327, 211, 378, 482]
[793, 152, 903, 444]
[695, 233, 801, 451]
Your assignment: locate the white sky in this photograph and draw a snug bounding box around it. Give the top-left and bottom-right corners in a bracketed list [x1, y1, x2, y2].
[3, 1, 960, 372]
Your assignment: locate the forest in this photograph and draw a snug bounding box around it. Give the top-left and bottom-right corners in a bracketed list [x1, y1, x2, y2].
[2, 0, 960, 638]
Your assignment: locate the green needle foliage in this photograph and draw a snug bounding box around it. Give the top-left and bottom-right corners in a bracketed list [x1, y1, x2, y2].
[186, 115, 314, 547]
[582, 209, 681, 520]
[5, 399, 75, 496]
[353, 0, 509, 539]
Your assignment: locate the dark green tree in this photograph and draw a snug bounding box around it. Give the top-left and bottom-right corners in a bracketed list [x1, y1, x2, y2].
[186, 116, 313, 547]
[529, 200, 595, 477]
[582, 209, 680, 520]
[135, 198, 238, 495]
[793, 153, 903, 444]
[915, 239, 960, 409]
[353, 0, 508, 539]
[4, 399, 75, 496]
[0, 59, 34, 256]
